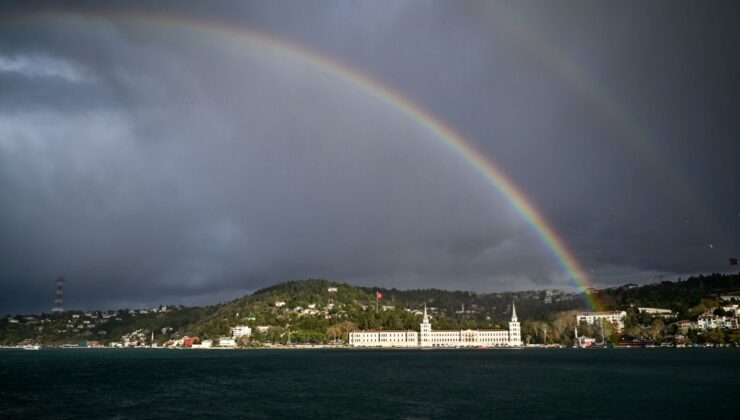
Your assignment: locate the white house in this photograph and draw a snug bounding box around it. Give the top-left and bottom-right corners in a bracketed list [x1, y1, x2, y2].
[327, 287, 338, 293]
[696, 314, 738, 330]
[576, 311, 627, 331]
[721, 304, 740, 317]
[218, 337, 237, 348]
[231, 325, 252, 338]
[637, 307, 674, 317]
[274, 301, 286, 307]
[192, 340, 212, 349]
[349, 302, 522, 348]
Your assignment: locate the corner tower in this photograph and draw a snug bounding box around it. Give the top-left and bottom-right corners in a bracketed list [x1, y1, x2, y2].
[509, 301, 522, 346]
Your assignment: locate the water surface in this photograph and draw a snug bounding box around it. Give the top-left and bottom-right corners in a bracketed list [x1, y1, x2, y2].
[1, 348, 737, 419]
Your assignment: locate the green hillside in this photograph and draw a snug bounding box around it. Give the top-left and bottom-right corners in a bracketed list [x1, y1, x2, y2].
[2, 273, 738, 347]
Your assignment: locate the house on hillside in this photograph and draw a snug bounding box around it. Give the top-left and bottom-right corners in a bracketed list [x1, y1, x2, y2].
[231, 325, 252, 338]
[576, 311, 627, 331]
[638, 307, 674, 318]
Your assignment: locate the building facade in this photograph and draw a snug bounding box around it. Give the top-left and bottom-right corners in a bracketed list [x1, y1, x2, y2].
[637, 307, 674, 318]
[231, 325, 252, 338]
[576, 311, 627, 331]
[696, 314, 739, 331]
[349, 303, 522, 348]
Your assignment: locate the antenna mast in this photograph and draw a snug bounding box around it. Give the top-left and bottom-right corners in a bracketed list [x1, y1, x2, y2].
[52, 276, 64, 313]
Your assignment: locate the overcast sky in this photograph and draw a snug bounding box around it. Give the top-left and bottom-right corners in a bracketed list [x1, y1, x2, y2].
[1, 1, 739, 313]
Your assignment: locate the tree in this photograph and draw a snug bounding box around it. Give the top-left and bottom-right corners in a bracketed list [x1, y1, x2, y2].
[541, 323, 549, 345]
[705, 329, 725, 345]
[599, 320, 618, 344]
[236, 335, 251, 347]
[326, 325, 342, 343]
[624, 325, 642, 340]
[265, 326, 285, 344]
[646, 320, 665, 342]
[336, 321, 357, 342]
[550, 311, 579, 345]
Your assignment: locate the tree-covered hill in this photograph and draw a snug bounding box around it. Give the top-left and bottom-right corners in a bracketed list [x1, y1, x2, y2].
[594, 273, 740, 318]
[2, 273, 738, 346]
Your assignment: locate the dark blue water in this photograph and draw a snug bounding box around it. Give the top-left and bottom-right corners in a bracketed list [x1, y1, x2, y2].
[1, 348, 738, 419]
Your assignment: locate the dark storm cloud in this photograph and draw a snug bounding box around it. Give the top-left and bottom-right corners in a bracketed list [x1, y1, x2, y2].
[1, 1, 739, 313]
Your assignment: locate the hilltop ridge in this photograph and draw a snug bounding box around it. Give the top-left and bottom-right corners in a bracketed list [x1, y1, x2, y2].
[2, 273, 739, 346]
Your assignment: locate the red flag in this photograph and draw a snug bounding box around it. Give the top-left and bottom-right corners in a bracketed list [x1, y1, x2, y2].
[731, 258, 738, 266]
[376, 291, 383, 299]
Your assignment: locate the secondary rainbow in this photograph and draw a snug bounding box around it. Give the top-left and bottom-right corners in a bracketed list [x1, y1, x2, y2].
[8, 11, 602, 309]
[482, 6, 712, 239]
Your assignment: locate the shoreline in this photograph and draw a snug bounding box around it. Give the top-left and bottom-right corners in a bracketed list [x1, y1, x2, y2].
[2, 344, 735, 350]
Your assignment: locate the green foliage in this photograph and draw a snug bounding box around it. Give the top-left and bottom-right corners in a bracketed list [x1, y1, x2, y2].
[2, 273, 738, 346]
[594, 273, 740, 314]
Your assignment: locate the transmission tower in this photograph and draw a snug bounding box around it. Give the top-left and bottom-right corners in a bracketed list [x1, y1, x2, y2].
[52, 276, 64, 313]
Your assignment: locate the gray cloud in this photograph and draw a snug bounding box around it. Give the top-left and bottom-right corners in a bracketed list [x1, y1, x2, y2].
[1, 1, 738, 313]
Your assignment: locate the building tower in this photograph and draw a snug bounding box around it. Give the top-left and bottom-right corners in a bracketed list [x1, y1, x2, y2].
[420, 304, 432, 346]
[508, 301, 521, 346]
[52, 276, 64, 313]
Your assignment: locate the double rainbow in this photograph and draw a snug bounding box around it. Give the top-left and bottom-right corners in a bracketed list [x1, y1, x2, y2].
[7, 10, 602, 309]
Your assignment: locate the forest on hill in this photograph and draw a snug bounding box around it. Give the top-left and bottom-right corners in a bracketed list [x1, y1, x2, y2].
[1, 273, 738, 346]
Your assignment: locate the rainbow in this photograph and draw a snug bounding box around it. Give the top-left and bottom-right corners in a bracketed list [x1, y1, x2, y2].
[6, 10, 603, 309]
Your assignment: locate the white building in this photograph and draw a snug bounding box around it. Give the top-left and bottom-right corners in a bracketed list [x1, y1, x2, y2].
[231, 325, 252, 338]
[349, 302, 522, 348]
[192, 340, 212, 349]
[638, 307, 674, 317]
[218, 337, 237, 348]
[327, 287, 338, 293]
[576, 311, 627, 331]
[721, 304, 740, 317]
[274, 301, 286, 307]
[696, 314, 738, 331]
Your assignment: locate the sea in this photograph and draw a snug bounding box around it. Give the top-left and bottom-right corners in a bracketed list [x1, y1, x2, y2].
[0, 348, 738, 419]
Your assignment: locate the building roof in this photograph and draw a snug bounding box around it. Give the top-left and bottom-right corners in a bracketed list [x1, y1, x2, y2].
[577, 311, 625, 315]
[350, 330, 417, 333]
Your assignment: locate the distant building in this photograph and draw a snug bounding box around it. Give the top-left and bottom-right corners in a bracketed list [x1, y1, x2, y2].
[193, 340, 212, 349]
[697, 314, 738, 330]
[231, 325, 252, 338]
[580, 337, 597, 347]
[182, 337, 199, 348]
[274, 301, 286, 307]
[676, 320, 692, 334]
[218, 337, 237, 347]
[576, 311, 627, 331]
[327, 287, 338, 293]
[349, 302, 522, 348]
[638, 307, 674, 318]
[721, 304, 740, 317]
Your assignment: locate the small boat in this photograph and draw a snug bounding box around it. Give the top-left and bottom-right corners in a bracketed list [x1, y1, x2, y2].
[22, 345, 41, 350]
